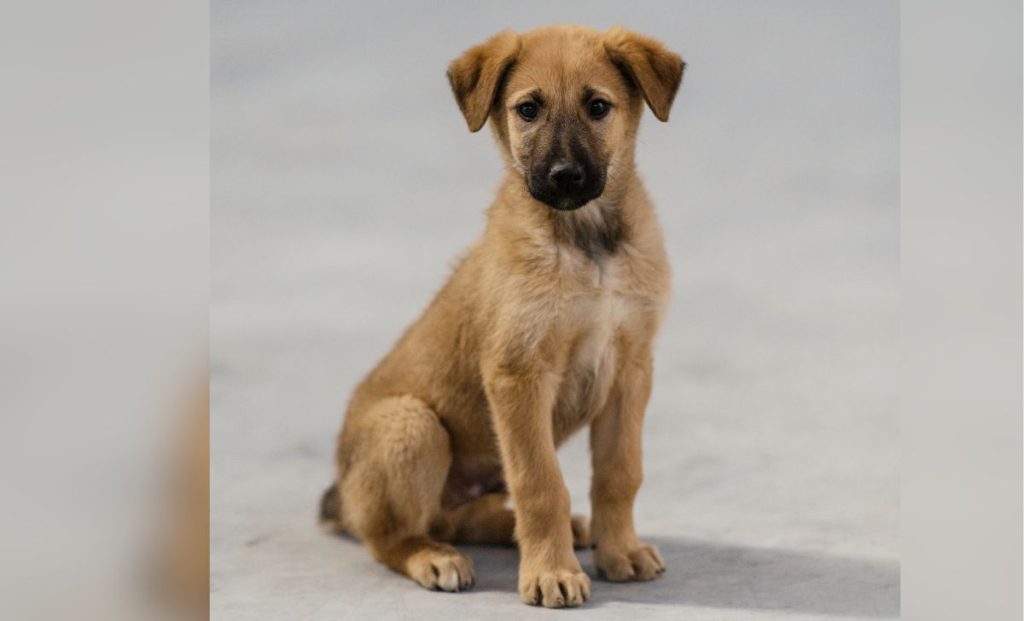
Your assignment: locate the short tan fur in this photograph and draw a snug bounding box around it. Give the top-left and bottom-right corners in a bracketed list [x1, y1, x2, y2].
[321, 24, 684, 608]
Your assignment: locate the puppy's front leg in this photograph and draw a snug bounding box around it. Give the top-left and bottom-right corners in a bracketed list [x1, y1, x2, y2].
[590, 349, 666, 582]
[483, 363, 590, 608]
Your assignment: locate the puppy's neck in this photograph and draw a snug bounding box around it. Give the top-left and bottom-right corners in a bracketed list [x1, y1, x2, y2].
[549, 201, 625, 260]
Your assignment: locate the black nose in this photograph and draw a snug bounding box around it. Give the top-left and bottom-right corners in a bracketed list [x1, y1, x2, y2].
[548, 161, 586, 191]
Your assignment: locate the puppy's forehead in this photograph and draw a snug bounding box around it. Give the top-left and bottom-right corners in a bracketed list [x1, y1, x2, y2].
[507, 27, 623, 98]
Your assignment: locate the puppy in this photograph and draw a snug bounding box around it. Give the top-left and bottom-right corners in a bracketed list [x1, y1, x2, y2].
[320, 24, 683, 608]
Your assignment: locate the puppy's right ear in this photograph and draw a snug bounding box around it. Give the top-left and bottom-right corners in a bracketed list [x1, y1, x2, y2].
[447, 30, 521, 132]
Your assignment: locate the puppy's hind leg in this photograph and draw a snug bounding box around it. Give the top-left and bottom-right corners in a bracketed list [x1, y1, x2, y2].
[435, 493, 517, 546]
[340, 396, 475, 592]
[436, 493, 591, 549]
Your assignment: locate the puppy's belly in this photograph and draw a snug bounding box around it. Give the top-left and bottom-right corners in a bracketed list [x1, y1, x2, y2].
[440, 457, 505, 510]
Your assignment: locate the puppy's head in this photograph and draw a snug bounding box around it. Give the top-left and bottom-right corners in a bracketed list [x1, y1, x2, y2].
[448, 25, 684, 211]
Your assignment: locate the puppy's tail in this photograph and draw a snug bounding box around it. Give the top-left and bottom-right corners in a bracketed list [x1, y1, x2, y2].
[318, 481, 344, 532]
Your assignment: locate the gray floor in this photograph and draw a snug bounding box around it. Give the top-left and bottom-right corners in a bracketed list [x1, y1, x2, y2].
[211, 2, 899, 619]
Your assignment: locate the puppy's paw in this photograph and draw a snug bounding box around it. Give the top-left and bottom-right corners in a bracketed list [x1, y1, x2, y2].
[570, 515, 591, 549]
[595, 542, 665, 582]
[407, 546, 475, 592]
[519, 567, 591, 608]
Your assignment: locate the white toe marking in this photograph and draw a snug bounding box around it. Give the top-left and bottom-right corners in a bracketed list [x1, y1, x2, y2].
[439, 568, 459, 591]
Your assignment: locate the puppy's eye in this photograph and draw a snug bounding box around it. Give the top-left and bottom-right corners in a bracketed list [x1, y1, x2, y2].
[588, 99, 611, 120]
[517, 102, 539, 121]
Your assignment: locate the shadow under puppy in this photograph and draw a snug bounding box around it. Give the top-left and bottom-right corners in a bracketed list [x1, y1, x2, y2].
[320, 24, 684, 608]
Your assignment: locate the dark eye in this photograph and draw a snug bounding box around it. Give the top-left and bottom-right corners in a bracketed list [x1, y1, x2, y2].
[517, 101, 539, 121]
[588, 99, 611, 119]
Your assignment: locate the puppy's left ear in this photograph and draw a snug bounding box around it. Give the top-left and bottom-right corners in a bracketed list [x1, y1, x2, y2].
[447, 30, 521, 132]
[604, 27, 685, 122]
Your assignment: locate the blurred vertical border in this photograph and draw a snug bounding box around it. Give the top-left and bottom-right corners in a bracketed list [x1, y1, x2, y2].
[0, 1, 208, 620]
[901, 1, 1022, 620]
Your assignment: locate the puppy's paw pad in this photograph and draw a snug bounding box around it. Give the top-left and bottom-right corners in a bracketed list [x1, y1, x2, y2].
[519, 569, 590, 608]
[408, 547, 475, 592]
[628, 544, 666, 580]
[596, 542, 666, 582]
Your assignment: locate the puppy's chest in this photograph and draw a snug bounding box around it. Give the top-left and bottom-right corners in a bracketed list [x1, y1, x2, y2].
[552, 259, 645, 436]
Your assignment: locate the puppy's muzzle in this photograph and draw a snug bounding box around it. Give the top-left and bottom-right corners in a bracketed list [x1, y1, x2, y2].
[529, 158, 605, 212]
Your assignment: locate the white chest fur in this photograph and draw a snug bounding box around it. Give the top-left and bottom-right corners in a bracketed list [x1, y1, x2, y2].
[552, 255, 639, 433]
[563, 251, 636, 334]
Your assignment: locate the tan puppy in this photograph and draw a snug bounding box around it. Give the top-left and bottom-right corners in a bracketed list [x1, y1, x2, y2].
[320, 24, 683, 608]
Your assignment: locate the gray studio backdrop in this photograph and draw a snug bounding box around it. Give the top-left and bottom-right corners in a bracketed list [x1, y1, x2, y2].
[212, 2, 898, 620]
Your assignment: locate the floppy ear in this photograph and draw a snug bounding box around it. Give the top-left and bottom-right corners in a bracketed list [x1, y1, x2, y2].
[603, 26, 685, 122]
[447, 30, 521, 132]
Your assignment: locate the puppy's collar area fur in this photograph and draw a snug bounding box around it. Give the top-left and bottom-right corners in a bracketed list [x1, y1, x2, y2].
[550, 200, 625, 259]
